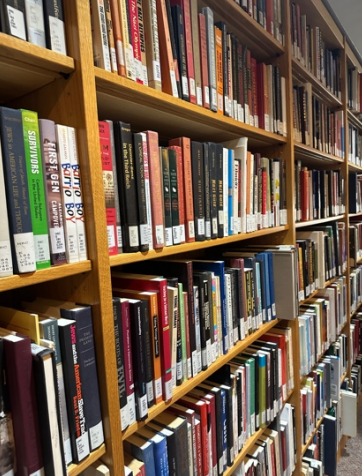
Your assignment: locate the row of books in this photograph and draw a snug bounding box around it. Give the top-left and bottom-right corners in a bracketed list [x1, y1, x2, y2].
[350, 266, 362, 313]
[299, 281, 347, 378]
[230, 413, 296, 476]
[348, 124, 362, 166]
[0, 107, 88, 278]
[0, 298, 105, 476]
[350, 314, 362, 372]
[0, 0, 67, 54]
[295, 163, 345, 222]
[347, 67, 362, 113]
[296, 223, 347, 301]
[233, 0, 285, 45]
[92, 1, 287, 134]
[290, 3, 342, 100]
[349, 173, 362, 214]
[293, 84, 345, 157]
[99, 123, 288, 255]
[123, 350, 294, 476]
[349, 221, 362, 267]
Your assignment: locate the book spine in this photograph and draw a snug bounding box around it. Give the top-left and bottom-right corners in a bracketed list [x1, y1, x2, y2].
[215, 26, 223, 115]
[0, 135, 13, 277]
[105, 0, 118, 72]
[137, 0, 148, 84]
[191, 141, 205, 241]
[182, 0, 196, 103]
[128, 0, 143, 83]
[109, 0, 126, 76]
[118, 0, 135, 79]
[142, 0, 162, 90]
[99, 121, 118, 256]
[183, 291, 192, 379]
[190, 0, 202, 106]
[171, 4, 189, 101]
[161, 147, 173, 246]
[216, 144, 224, 238]
[120, 299, 136, 424]
[68, 127, 88, 261]
[169, 145, 185, 243]
[22, 109, 51, 269]
[90, 0, 112, 71]
[1, 0, 27, 40]
[198, 12, 210, 109]
[202, 6, 217, 111]
[208, 144, 218, 239]
[148, 293, 162, 401]
[24, 0, 46, 47]
[0, 107, 36, 274]
[133, 133, 150, 251]
[39, 119, 67, 266]
[146, 131, 165, 248]
[43, 0, 67, 54]
[140, 132, 153, 249]
[168, 148, 181, 245]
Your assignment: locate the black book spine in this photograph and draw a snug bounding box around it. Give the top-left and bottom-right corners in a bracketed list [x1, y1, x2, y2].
[168, 148, 181, 245]
[60, 307, 104, 451]
[43, 0, 67, 53]
[171, 4, 189, 101]
[133, 133, 149, 252]
[193, 273, 208, 370]
[173, 419, 189, 476]
[327, 170, 333, 216]
[0, 337, 15, 471]
[215, 21, 229, 117]
[165, 0, 182, 98]
[208, 143, 218, 239]
[223, 385, 234, 466]
[1, 0, 27, 39]
[226, 269, 238, 344]
[216, 143, 224, 238]
[0, 106, 36, 274]
[191, 141, 205, 241]
[128, 300, 148, 421]
[58, 321, 88, 462]
[232, 35, 239, 115]
[140, 299, 154, 407]
[203, 143, 211, 240]
[211, 389, 224, 476]
[113, 122, 140, 252]
[112, 298, 128, 430]
[233, 268, 244, 340]
[161, 147, 173, 246]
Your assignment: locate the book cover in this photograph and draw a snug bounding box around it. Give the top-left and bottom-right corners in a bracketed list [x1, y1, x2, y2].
[90, 0, 111, 71]
[24, 0, 46, 46]
[133, 133, 150, 251]
[142, 0, 162, 90]
[160, 147, 173, 247]
[191, 141, 205, 242]
[0, 134, 13, 277]
[43, 0, 67, 54]
[0, 0, 27, 40]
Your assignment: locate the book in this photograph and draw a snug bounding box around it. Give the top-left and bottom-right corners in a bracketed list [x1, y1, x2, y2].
[142, 0, 162, 90]
[133, 132, 150, 251]
[0, 0, 27, 40]
[24, 0, 46, 46]
[43, 0, 67, 54]
[0, 134, 13, 277]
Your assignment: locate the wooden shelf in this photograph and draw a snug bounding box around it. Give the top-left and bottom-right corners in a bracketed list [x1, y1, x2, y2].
[95, 67, 287, 147]
[292, 57, 342, 108]
[0, 261, 92, 293]
[295, 215, 345, 228]
[301, 409, 329, 455]
[122, 319, 279, 440]
[299, 275, 343, 306]
[223, 428, 266, 476]
[350, 300, 362, 319]
[68, 445, 106, 476]
[349, 212, 362, 218]
[294, 142, 344, 165]
[347, 109, 362, 130]
[348, 162, 362, 173]
[0, 33, 74, 103]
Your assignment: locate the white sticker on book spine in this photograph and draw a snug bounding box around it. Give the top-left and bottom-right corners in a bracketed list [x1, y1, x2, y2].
[190, 78, 196, 97]
[110, 48, 117, 73]
[197, 218, 205, 236]
[180, 224, 186, 242]
[155, 377, 162, 400]
[218, 210, 224, 225]
[0, 241, 13, 276]
[107, 225, 116, 249]
[165, 227, 173, 246]
[165, 379, 173, 401]
[146, 381, 154, 404]
[187, 357, 192, 379]
[192, 350, 198, 377]
[138, 394, 148, 419]
[89, 420, 104, 451]
[170, 70, 178, 97]
[212, 88, 217, 109]
[182, 76, 189, 97]
[127, 393, 136, 425]
[205, 220, 211, 239]
[204, 86, 210, 107]
[140, 224, 150, 246]
[14, 232, 36, 273]
[64, 438, 72, 466]
[50, 227, 66, 254]
[29, 471, 44, 476]
[25, 1, 46, 47]
[117, 39, 125, 67]
[173, 226, 181, 244]
[155, 225, 164, 245]
[7, 6, 26, 40]
[197, 87, 203, 106]
[128, 226, 139, 248]
[76, 432, 90, 461]
[117, 226, 123, 248]
[188, 220, 195, 239]
[153, 60, 161, 82]
[120, 404, 129, 431]
[176, 360, 182, 381]
[49, 16, 66, 55]
[212, 217, 218, 235]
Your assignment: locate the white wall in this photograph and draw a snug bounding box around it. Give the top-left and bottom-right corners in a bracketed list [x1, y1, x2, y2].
[327, 0, 362, 57]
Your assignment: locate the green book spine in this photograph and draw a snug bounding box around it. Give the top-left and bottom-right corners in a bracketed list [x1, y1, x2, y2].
[259, 354, 266, 428]
[178, 282, 187, 382]
[21, 109, 50, 269]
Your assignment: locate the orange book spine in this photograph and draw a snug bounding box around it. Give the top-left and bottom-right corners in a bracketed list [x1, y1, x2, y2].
[109, 0, 126, 76]
[145, 131, 165, 248]
[169, 145, 186, 244]
[215, 26, 223, 115]
[169, 137, 195, 243]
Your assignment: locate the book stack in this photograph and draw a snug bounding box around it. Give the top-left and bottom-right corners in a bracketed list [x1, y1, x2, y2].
[295, 163, 345, 222]
[349, 222, 362, 267]
[296, 223, 347, 300]
[348, 124, 362, 166]
[290, 3, 342, 100]
[350, 266, 362, 313]
[0, 107, 88, 278]
[0, 299, 104, 475]
[92, 1, 287, 134]
[99, 125, 288, 255]
[0, 0, 67, 54]
[348, 66, 362, 113]
[124, 353, 294, 476]
[293, 85, 344, 157]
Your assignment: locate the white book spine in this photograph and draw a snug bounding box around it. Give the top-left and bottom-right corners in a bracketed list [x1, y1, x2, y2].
[25, 0, 46, 47]
[140, 132, 153, 250]
[91, 0, 111, 72]
[223, 148, 228, 236]
[233, 159, 239, 234]
[56, 125, 79, 263]
[68, 127, 88, 261]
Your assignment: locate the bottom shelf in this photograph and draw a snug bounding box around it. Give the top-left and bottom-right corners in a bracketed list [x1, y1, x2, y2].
[68, 445, 106, 476]
[301, 409, 328, 455]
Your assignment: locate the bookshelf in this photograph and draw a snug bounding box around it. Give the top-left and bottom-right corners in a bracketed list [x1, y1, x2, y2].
[1, 0, 362, 475]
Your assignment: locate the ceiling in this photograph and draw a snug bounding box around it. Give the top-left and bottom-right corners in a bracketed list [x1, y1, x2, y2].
[327, 0, 362, 58]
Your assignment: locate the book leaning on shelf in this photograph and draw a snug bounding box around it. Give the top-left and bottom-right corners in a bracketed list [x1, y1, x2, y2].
[98, 125, 288, 255]
[0, 106, 88, 278]
[91, 0, 287, 134]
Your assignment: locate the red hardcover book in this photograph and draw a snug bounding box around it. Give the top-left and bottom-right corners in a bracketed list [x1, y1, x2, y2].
[109, 0, 126, 76]
[280, 426, 287, 471]
[247, 50, 252, 125]
[257, 63, 265, 130]
[169, 137, 195, 242]
[262, 168, 267, 221]
[169, 145, 186, 243]
[144, 130, 165, 248]
[195, 417, 203, 476]
[269, 438, 277, 476]
[266, 0, 273, 35]
[112, 272, 173, 401]
[259, 332, 287, 400]
[128, 0, 143, 83]
[251, 57, 258, 128]
[4, 334, 44, 474]
[198, 13, 210, 109]
[180, 395, 209, 476]
[99, 121, 118, 256]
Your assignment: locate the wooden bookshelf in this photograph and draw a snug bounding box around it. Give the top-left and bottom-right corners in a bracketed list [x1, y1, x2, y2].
[301, 409, 329, 456]
[348, 162, 362, 173]
[68, 446, 107, 476]
[294, 142, 345, 165]
[347, 109, 362, 130]
[295, 214, 345, 228]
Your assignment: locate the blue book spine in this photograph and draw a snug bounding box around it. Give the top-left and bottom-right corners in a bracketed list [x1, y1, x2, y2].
[228, 149, 233, 236]
[221, 389, 227, 472]
[152, 435, 169, 476]
[131, 441, 156, 476]
[267, 253, 277, 319]
[258, 253, 271, 322]
[255, 262, 263, 326]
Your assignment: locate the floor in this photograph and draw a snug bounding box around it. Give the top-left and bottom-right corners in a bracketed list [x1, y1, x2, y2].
[336, 400, 362, 475]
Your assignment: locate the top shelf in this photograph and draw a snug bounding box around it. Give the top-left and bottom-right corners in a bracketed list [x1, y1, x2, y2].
[0, 33, 74, 103]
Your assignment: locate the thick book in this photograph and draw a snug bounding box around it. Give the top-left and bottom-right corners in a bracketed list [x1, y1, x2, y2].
[0, 106, 36, 274]
[39, 119, 67, 265]
[133, 133, 150, 251]
[124, 434, 156, 476]
[114, 121, 140, 252]
[0, 134, 13, 277]
[31, 343, 67, 476]
[128, 0, 143, 83]
[43, 0, 67, 54]
[171, 4, 189, 101]
[0, 0, 27, 40]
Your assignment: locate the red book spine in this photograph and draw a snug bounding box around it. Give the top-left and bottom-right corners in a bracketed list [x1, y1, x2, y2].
[269, 439, 276, 476]
[247, 50, 252, 124]
[120, 299, 136, 423]
[266, 0, 273, 35]
[99, 121, 118, 256]
[195, 419, 203, 476]
[169, 137, 195, 242]
[259, 333, 287, 399]
[169, 145, 186, 244]
[251, 58, 258, 127]
[262, 168, 267, 218]
[280, 427, 287, 471]
[203, 395, 217, 472]
[257, 63, 265, 130]
[198, 13, 210, 109]
[128, 0, 142, 83]
[145, 131, 165, 248]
